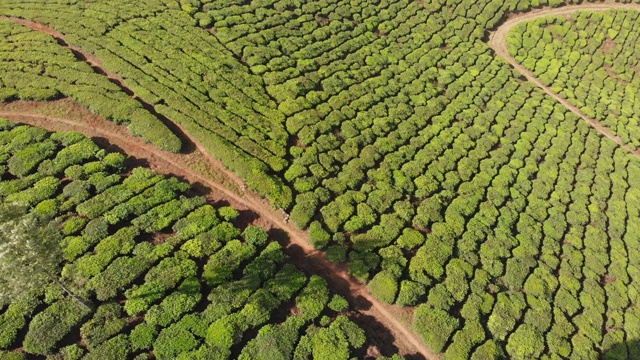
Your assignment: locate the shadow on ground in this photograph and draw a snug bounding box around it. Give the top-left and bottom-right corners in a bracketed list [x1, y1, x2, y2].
[603, 339, 640, 360]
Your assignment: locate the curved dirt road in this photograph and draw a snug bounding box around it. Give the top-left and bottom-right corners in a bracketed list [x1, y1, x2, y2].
[10, 3, 639, 357]
[489, 2, 640, 158]
[1, 12, 438, 359]
[0, 106, 436, 358]
[0, 14, 437, 355]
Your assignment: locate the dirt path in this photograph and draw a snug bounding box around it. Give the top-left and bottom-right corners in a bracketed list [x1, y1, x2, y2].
[1, 12, 439, 358]
[5, 2, 640, 358]
[0, 15, 439, 356]
[489, 1, 640, 158]
[0, 104, 436, 358]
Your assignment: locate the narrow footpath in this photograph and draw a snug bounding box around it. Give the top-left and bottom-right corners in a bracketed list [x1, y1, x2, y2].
[488, 1, 640, 159]
[0, 15, 439, 358]
[7, 2, 639, 357]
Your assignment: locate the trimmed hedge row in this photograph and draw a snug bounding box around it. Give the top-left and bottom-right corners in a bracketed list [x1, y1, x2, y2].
[23, 298, 91, 355]
[0, 122, 371, 358]
[0, 294, 41, 349]
[0, 21, 181, 152]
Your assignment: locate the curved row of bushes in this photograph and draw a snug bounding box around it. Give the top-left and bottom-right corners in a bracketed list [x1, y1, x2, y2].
[0, 121, 375, 360]
[0, 21, 181, 153]
[509, 9, 640, 149]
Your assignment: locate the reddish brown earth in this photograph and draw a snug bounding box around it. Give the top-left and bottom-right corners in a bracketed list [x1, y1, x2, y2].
[0, 14, 440, 357]
[0, 100, 435, 358]
[8, 2, 640, 357]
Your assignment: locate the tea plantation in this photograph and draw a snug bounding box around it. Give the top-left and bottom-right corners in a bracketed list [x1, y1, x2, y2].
[0, 20, 180, 153]
[508, 9, 640, 149]
[2, 0, 640, 359]
[0, 121, 377, 359]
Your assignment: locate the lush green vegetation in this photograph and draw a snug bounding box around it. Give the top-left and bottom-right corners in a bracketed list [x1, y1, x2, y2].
[0, 2, 291, 206]
[2, 0, 640, 358]
[0, 121, 372, 359]
[0, 21, 180, 153]
[508, 9, 640, 149]
[0, 0, 600, 206]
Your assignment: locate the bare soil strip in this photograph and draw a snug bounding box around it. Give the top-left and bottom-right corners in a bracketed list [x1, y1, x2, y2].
[0, 104, 435, 358]
[3, 2, 638, 358]
[16, 3, 640, 355]
[0, 15, 442, 358]
[488, 2, 640, 158]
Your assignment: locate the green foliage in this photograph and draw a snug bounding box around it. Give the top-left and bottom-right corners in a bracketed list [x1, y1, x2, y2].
[290, 192, 318, 228]
[203, 240, 256, 286]
[154, 317, 200, 360]
[239, 317, 304, 360]
[124, 256, 197, 315]
[414, 304, 459, 353]
[326, 245, 348, 263]
[86, 252, 155, 301]
[129, 323, 158, 351]
[209, 221, 241, 243]
[172, 205, 220, 241]
[296, 276, 329, 322]
[83, 335, 131, 360]
[102, 152, 126, 170]
[61, 216, 87, 236]
[5, 1, 640, 357]
[377, 356, 406, 360]
[348, 251, 380, 282]
[80, 303, 127, 350]
[396, 280, 427, 307]
[181, 232, 222, 258]
[0, 294, 41, 348]
[205, 315, 240, 350]
[488, 293, 527, 341]
[146, 277, 202, 327]
[369, 271, 399, 304]
[506, 324, 544, 359]
[397, 229, 426, 249]
[58, 345, 85, 360]
[308, 221, 331, 249]
[332, 315, 367, 349]
[102, 177, 189, 224]
[0, 122, 368, 358]
[132, 196, 206, 233]
[242, 288, 281, 328]
[0, 203, 69, 306]
[50, 131, 84, 146]
[471, 340, 504, 359]
[83, 218, 109, 244]
[7, 139, 56, 177]
[328, 295, 349, 312]
[6, 176, 60, 206]
[295, 316, 365, 360]
[23, 298, 91, 355]
[0, 351, 25, 360]
[265, 264, 306, 301]
[218, 206, 240, 221]
[243, 225, 269, 246]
